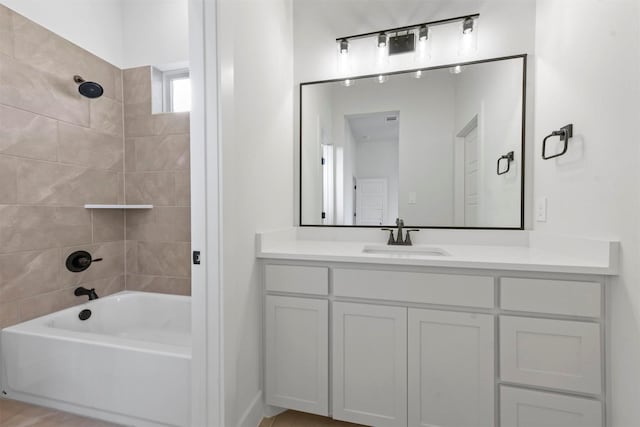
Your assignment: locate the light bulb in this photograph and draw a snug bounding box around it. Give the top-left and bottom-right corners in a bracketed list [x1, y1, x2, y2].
[339, 39, 349, 55]
[458, 18, 478, 56]
[418, 25, 428, 41]
[376, 36, 389, 67]
[377, 33, 387, 48]
[450, 65, 463, 74]
[462, 18, 474, 34]
[337, 39, 350, 74]
[342, 79, 353, 87]
[415, 70, 423, 79]
[378, 75, 388, 84]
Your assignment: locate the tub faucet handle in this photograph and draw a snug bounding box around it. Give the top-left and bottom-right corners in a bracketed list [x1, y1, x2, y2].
[66, 251, 102, 273]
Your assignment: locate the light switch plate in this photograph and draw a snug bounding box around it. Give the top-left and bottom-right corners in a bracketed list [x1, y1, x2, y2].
[536, 197, 547, 222]
[408, 192, 417, 205]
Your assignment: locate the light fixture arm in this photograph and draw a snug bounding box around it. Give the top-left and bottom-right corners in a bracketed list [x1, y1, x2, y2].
[335, 13, 479, 43]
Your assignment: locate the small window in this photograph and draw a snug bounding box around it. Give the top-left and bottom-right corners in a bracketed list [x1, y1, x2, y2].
[163, 69, 191, 113]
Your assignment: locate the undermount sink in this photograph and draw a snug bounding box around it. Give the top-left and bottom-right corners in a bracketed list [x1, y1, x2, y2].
[362, 244, 450, 257]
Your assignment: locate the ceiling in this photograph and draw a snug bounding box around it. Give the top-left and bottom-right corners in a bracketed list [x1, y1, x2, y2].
[347, 111, 400, 143]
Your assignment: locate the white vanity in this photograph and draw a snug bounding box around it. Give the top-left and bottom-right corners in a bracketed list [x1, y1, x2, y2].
[257, 229, 618, 427]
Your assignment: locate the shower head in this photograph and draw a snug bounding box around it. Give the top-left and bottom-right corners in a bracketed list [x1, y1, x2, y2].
[73, 75, 104, 99]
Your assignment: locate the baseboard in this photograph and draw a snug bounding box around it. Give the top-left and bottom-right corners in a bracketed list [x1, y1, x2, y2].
[237, 390, 264, 427]
[263, 404, 287, 418]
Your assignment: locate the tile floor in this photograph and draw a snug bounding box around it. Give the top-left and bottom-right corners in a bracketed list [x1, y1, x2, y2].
[0, 398, 121, 427]
[260, 410, 366, 427]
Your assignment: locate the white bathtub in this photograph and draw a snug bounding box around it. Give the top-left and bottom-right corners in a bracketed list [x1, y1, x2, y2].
[0, 291, 191, 427]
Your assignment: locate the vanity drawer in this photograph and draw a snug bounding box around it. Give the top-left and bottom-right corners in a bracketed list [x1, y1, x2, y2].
[500, 316, 601, 394]
[265, 265, 329, 295]
[501, 278, 601, 317]
[333, 268, 494, 308]
[500, 386, 603, 427]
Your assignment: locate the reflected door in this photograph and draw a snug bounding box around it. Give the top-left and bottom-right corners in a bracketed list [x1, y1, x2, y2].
[464, 126, 479, 226]
[355, 179, 387, 225]
[322, 144, 334, 225]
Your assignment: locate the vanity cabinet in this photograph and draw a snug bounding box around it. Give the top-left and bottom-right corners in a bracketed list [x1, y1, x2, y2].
[332, 302, 407, 427]
[408, 309, 494, 427]
[263, 263, 607, 427]
[264, 295, 329, 415]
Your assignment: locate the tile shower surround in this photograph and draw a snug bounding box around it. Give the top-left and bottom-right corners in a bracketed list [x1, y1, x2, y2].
[123, 66, 191, 297]
[0, 5, 191, 329]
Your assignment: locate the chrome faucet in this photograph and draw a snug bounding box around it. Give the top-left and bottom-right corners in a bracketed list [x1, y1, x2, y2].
[382, 218, 419, 246]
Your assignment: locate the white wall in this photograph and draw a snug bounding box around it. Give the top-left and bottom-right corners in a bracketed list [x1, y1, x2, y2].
[0, 0, 124, 66]
[218, 0, 294, 426]
[533, 1, 640, 426]
[1, 0, 189, 69]
[122, 0, 189, 69]
[293, 0, 536, 225]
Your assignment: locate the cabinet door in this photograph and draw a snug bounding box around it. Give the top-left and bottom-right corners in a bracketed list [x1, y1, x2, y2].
[333, 302, 407, 427]
[408, 309, 494, 427]
[265, 296, 328, 415]
[501, 386, 603, 427]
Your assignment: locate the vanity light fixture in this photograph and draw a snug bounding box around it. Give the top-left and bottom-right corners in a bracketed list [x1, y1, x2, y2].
[335, 14, 478, 57]
[377, 33, 388, 48]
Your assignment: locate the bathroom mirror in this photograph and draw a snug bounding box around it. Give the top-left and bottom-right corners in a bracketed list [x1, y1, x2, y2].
[300, 55, 526, 229]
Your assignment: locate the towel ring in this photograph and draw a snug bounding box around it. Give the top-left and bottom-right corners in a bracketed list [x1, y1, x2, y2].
[497, 151, 515, 175]
[542, 124, 573, 160]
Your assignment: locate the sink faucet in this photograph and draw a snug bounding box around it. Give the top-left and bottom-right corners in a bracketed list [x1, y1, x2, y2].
[74, 286, 99, 301]
[396, 218, 404, 242]
[382, 218, 419, 246]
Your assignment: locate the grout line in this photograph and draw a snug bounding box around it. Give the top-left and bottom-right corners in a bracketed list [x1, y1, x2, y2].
[122, 77, 128, 290]
[0, 151, 167, 173]
[3, 275, 126, 306]
[127, 273, 191, 280]
[0, 153, 123, 174]
[0, 100, 122, 135]
[55, 118, 60, 162]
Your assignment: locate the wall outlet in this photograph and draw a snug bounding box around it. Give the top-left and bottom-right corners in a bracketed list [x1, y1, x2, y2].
[536, 197, 547, 222]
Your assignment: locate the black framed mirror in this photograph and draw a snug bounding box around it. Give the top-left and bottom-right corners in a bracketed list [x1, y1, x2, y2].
[299, 54, 526, 229]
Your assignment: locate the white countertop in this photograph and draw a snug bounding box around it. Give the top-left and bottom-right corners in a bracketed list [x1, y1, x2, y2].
[256, 228, 619, 275]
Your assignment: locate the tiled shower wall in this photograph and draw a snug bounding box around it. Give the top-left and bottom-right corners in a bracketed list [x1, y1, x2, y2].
[123, 67, 191, 296]
[0, 6, 191, 329]
[0, 5, 126, 328]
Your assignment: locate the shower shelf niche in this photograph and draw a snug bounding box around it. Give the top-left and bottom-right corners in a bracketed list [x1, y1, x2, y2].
[84, 204, 154, 209]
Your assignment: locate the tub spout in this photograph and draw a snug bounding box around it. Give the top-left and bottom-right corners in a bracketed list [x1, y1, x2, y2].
[74, 287, 99, 301]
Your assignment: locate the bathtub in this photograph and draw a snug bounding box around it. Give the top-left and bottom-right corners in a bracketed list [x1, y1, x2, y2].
[0, 291, 190, 427]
